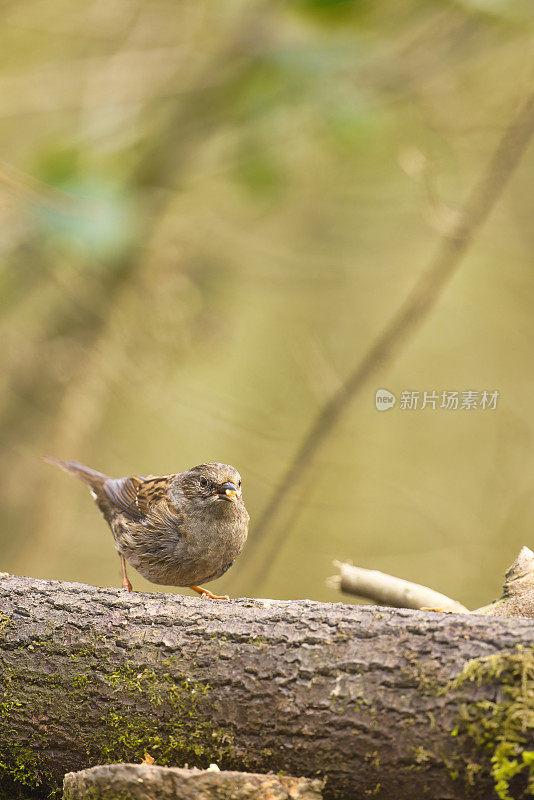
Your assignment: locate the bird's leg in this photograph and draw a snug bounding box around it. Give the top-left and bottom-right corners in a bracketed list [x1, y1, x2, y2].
[189, 585, 229, 600]
[120, 555, 133, 592]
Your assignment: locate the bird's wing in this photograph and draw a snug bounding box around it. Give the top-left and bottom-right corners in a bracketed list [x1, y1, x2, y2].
[143, 497, 185, 538]
[103, 475, 171, 520]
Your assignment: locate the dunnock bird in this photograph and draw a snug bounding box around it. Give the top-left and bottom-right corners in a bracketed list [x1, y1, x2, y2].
[44, 458, 249, 598]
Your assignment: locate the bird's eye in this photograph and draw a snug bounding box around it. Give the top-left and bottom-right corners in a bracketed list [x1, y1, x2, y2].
[199, 476, 208, 488]
[238, 479, 242, 487]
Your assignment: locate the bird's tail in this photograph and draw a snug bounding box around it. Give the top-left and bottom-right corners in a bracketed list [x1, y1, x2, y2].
[43, 457, 108, 489]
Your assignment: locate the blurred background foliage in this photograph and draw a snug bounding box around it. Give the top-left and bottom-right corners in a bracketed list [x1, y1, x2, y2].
[1, 0, 534, 607]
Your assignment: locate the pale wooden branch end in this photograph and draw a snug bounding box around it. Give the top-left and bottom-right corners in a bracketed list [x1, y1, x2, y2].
[330, 546, 534, 619]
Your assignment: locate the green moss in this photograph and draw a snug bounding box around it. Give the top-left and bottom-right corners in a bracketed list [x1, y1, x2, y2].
[0, 742, 63, 800]
[247, 635, 270, 649]
[412, 746, 433, 765]
[0, 669, 58, 796]
[71, 673, 89, 690]
[98, 663, 235, 767]
[445, 646, 534, 800]
[0, 746, 44, 789]
[99, 710, 233, 766]
[0, 614, 10, 637]
[105, 663, 211, 712]
[0, 655, 236, 798]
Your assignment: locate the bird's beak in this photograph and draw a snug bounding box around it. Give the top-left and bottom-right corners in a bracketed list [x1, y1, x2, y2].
[217, 482, 239, 502]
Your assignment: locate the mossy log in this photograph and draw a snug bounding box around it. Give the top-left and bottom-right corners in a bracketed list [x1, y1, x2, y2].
[63, 764, 323, 799]
[0, 575, 533, 800]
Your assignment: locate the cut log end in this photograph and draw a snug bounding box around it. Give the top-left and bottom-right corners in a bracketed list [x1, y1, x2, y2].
[63, 764, 324, 800]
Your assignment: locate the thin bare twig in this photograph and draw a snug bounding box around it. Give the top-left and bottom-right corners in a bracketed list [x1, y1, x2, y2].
[238, 89, 534, 592]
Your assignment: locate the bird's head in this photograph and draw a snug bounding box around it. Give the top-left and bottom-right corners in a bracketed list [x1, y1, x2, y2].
[171, 463, 244, 511]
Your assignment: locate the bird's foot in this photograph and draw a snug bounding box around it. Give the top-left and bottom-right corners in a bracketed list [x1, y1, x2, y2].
[120, 555, 133, 592]
[189, 585, 229, 600]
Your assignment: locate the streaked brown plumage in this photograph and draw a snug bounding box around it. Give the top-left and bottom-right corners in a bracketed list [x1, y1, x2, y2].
[44, 458, 249, 598]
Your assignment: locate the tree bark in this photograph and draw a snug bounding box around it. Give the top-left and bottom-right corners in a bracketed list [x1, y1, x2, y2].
[0, 575, 532, 800]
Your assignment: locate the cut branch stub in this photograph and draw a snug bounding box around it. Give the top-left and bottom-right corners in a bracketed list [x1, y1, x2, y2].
[331, 547, 534, 619]
[329, 561, 468, 613]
